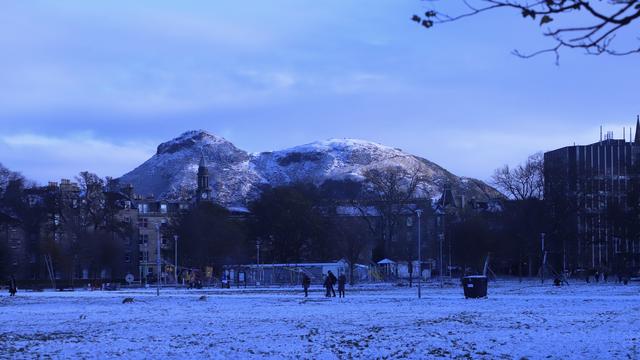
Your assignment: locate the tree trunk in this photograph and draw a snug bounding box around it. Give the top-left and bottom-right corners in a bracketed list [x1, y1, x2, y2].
[349, 262, 355, 286]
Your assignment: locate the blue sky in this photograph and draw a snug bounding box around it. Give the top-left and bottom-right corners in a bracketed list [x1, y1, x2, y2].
[0, 0, 638, 184]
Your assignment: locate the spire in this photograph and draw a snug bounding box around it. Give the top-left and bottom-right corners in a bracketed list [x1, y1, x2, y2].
[635, 115, 640, 144]
[199, 151, 206, 168]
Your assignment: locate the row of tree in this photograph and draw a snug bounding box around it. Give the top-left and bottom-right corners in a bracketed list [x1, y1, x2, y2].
[9, 151, 634, 284]
[0, 166, 134, 283]
[169, 169, 423, 285]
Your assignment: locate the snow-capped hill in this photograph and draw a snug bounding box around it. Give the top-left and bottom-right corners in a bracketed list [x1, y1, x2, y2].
[253, 138, 417, 185]
[119, 131, 501, 205]
[253, 138, 494, 200]
[157, 130, 235, 156]
[119, 130, 259, 204]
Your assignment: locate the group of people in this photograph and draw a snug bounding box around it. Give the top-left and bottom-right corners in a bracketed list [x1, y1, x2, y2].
[584, 269, 632, 284]
[301, 270, 347, 298]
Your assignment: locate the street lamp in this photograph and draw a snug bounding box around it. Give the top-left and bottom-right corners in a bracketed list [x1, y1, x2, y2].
[541, 233, 546, 284]
[256, 239, 261, 286]
[174, 235, 178, 286]
[416, 209, 423, 299]
[437, 209, 445, 289]
[156, 223, 161, 296]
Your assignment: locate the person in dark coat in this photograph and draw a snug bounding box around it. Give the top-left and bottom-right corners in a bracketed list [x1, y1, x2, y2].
[9, 276, 17, 297]
[337, 274, 346, 298]
[302, 274, 311, 298]
[327, 271, 337, 297]
[323, 275, 331, 297]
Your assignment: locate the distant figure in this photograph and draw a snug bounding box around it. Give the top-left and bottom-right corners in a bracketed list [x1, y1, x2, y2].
[593, 269, 599, 283]
[302, 274, 311, 298]
[327, 271, 337, 297]
[337, 274, 346, 298]
[323, 275, 331, 297]
[8, 276, 17, 297]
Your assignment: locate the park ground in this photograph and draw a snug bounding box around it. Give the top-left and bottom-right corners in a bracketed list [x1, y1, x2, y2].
[0, 280, 639, 359]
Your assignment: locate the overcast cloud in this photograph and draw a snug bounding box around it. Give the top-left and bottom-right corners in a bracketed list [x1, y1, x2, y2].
[0, 0, 638, 184]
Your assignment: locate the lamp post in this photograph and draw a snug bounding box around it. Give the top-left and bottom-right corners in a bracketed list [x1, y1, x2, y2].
[174, 235, 178, 286]
[540, 233, 545, 284]
[438, 209, 445, 289]
[256, 239, 261, 286]
[156, 223, 161, 296]
[416, 209, 423, 299]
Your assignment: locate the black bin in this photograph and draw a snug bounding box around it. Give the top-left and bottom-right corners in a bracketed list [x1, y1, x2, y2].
[462, 276, 488, 299]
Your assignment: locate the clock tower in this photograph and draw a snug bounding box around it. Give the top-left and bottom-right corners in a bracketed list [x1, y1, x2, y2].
[196, 153, 212, 203]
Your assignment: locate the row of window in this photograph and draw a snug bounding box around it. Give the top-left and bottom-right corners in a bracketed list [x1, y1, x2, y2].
[138, 234, 170, 245]
[137, 217, 169, 228]
[137, 203, 169, 214]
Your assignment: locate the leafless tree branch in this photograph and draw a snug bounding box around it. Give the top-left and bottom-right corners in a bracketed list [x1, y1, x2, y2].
[413, 0, 640, 60]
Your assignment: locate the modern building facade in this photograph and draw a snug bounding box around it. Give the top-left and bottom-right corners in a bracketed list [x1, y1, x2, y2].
[544, 119, 640, 271]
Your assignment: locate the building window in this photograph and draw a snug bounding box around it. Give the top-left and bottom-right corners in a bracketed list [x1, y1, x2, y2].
[160, 204, 168, 214]
[138, 203, 149, 214]
[125, 253, 131, 263]
[139, 234, 149, 245]
[138, 217, 148, 228]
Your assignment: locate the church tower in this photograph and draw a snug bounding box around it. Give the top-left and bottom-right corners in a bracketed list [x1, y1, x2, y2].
[196, 153, 212, 202]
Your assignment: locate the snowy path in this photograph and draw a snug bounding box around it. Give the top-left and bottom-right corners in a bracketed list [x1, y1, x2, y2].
[0, 281, 638, 359]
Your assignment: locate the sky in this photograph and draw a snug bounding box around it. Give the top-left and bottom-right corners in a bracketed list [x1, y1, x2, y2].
[0, 0, 638, 184]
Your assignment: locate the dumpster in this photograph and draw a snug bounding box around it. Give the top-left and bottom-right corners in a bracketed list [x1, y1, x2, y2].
[462, 276, 488, 299]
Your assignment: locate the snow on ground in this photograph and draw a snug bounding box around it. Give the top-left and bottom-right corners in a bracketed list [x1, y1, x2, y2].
[0, 280, 639, 359]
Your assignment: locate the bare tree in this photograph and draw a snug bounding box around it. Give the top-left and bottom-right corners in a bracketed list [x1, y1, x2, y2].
[492, 152, 544, 200]
[329, 216, 373, 285]
[355, 166, 425, 260]
[412, 0, 640, 62]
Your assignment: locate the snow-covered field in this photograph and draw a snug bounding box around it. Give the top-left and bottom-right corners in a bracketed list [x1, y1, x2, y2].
[1, 281, 638, 359]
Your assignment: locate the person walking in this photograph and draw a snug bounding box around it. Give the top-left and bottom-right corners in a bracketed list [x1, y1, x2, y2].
[337, 274, 346, 298]
[327, 271, 337, 297]
[302, 274, 311, 298]
[8, 276, 17, 297]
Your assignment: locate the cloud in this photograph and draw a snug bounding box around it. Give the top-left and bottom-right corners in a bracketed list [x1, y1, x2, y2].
[0, 133, 155, 183]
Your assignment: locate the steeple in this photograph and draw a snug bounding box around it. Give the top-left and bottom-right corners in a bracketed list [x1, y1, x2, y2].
[199, 152, 207, 169]
[635, 115, 640, 144]
[196, 152, 211, 202]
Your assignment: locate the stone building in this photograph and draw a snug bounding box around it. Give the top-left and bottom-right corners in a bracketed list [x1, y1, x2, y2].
[0, 209, 28, 280]
[134, 197, 190, 284]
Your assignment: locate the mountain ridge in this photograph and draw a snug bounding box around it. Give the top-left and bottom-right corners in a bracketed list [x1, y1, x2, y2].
[118, 130, 502, 205]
